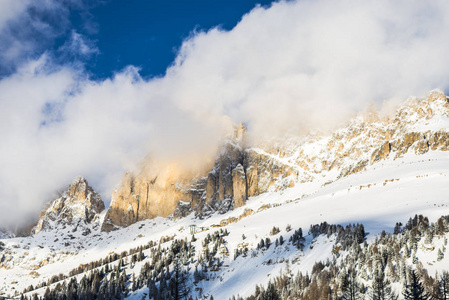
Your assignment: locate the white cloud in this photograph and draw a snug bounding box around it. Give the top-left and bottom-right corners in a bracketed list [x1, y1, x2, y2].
[166, 0, 449, 137]
[0, 0, 30, 32]
[2, 0, 449, 227]
[0, 60, 225, 226]
[59, 30, 99, 58]
[0, 0, 95, 75]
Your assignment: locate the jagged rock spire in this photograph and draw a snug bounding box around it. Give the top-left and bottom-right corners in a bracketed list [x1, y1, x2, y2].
[34, 177, 105, 235]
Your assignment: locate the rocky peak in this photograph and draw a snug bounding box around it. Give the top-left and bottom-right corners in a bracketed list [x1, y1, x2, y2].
[233, 122, 247, 143]
[101, 91, 449, 231]
[102, 124, 251, 231]
[34, 177, 105, 235]
[254, 90, 449, 181]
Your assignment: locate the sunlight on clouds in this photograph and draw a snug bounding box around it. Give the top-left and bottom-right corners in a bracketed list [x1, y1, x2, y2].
[1, 0, 449, 226]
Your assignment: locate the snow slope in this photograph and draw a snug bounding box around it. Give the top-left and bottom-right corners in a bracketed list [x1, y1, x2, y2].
[3, 150, 449, 298]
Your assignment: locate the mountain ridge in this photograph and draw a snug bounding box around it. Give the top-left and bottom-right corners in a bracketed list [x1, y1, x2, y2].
[101, 90, 449, 232]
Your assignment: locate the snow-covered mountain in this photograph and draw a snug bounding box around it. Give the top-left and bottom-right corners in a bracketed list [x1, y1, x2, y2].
[102, 90, 449, 234]
[34, 177, 105, 236]
[2, 91, 449, 299]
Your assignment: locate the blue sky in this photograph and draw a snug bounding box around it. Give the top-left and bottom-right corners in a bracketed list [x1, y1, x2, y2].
[10, 0, 275, 80]
[81, 0, 275, 79]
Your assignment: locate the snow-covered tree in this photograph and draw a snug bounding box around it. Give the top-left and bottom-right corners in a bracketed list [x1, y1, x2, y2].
[403, 270, 430, 300]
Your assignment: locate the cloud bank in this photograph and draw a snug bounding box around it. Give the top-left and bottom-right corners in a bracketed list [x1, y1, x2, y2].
[2, 0, 449, 227]
[0, 0, 98, 76]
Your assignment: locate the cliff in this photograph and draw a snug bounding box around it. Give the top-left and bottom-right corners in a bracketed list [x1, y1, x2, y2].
[102, 123, 254, 230]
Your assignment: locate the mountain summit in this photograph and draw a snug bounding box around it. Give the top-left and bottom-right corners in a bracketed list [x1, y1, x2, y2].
[34, 177, 105, 236]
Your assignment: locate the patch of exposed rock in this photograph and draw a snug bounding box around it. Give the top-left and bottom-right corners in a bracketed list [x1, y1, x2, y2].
[102, 124, 249, 230]
[34, 177, 105, 235]
[101, 123, 298, 231]
[101, 164, 196, 231]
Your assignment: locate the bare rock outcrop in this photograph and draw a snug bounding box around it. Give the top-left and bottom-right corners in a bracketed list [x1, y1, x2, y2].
[101, 163, 196, 231]
[101, 123, 278, 230]
[371, 141, 391, 163]
[196, 140, 246, 216]
[232, 164, 247, 208]
[35, 177, 105, 235]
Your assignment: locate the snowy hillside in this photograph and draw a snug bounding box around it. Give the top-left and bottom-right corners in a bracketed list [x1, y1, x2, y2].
[7, 151, 449, 299]
[2, 91, 449, 299]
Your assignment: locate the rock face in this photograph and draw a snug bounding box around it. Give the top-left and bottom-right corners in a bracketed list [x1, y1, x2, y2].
[101, 164, 195, 231]
[259, 90, 449, 180]
[102, 123, 251, 231]
[101, 121, 303, 232]
[102, 90, 449, 231]
[232, 164, 247, 208]
[35, 177, 105, 235]
[196, 139, 246, 216]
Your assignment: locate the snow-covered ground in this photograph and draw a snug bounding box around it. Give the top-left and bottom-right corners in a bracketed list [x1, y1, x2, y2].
[2, 150, 449, 298]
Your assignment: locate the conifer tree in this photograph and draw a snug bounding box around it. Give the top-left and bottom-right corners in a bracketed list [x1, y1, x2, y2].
[436, 271, 449, 300]
[369, 269, 398, 300]
[263, 280, 280, 300]
[44, 287, 51, 300]
[341, 268, 363, 300]
[403, 270, 431, 300]
[170, 256, 190, 300]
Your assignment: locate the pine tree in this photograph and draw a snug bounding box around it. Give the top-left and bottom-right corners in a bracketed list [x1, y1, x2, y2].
[403, 270, 431, 300]
[433, 279, 444, 300]
[148, 278, 158, 299]
[264, 280, 280, 300]
[437, 271, 449, 300]
[369, 269, 398, 300]
[43, 287, 51, 300]
[91, 271, 101, 294]
[139, 247, 145, 261]
[394, 222, 402, 234]
[193, 265, 201, 284]
[438, 248, 444, 261]
[98, 281, 107, 299]
[131, 272, 137, 292]
[170, 256, 190, 300]
[341, 269, 362, 300]
[258, 239, 265, 250]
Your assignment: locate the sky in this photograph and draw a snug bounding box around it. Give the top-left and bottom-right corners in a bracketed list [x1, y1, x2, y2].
[0, 0, 274, 79]
[1, 0, 449, 227]
[80, 0, 275, 79]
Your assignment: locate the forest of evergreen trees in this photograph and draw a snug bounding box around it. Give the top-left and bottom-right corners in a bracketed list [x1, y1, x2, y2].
[18, 214, 449, 300]
[238, 215, 449, 300]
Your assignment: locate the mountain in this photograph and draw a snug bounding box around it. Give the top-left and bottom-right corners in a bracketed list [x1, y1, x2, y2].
[102, 90, 449, 232]
[34, 177, 105, 236]
[101, 123, 251, 232]
[101, 121, 304, 232]
[1, 91, 449, 299]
